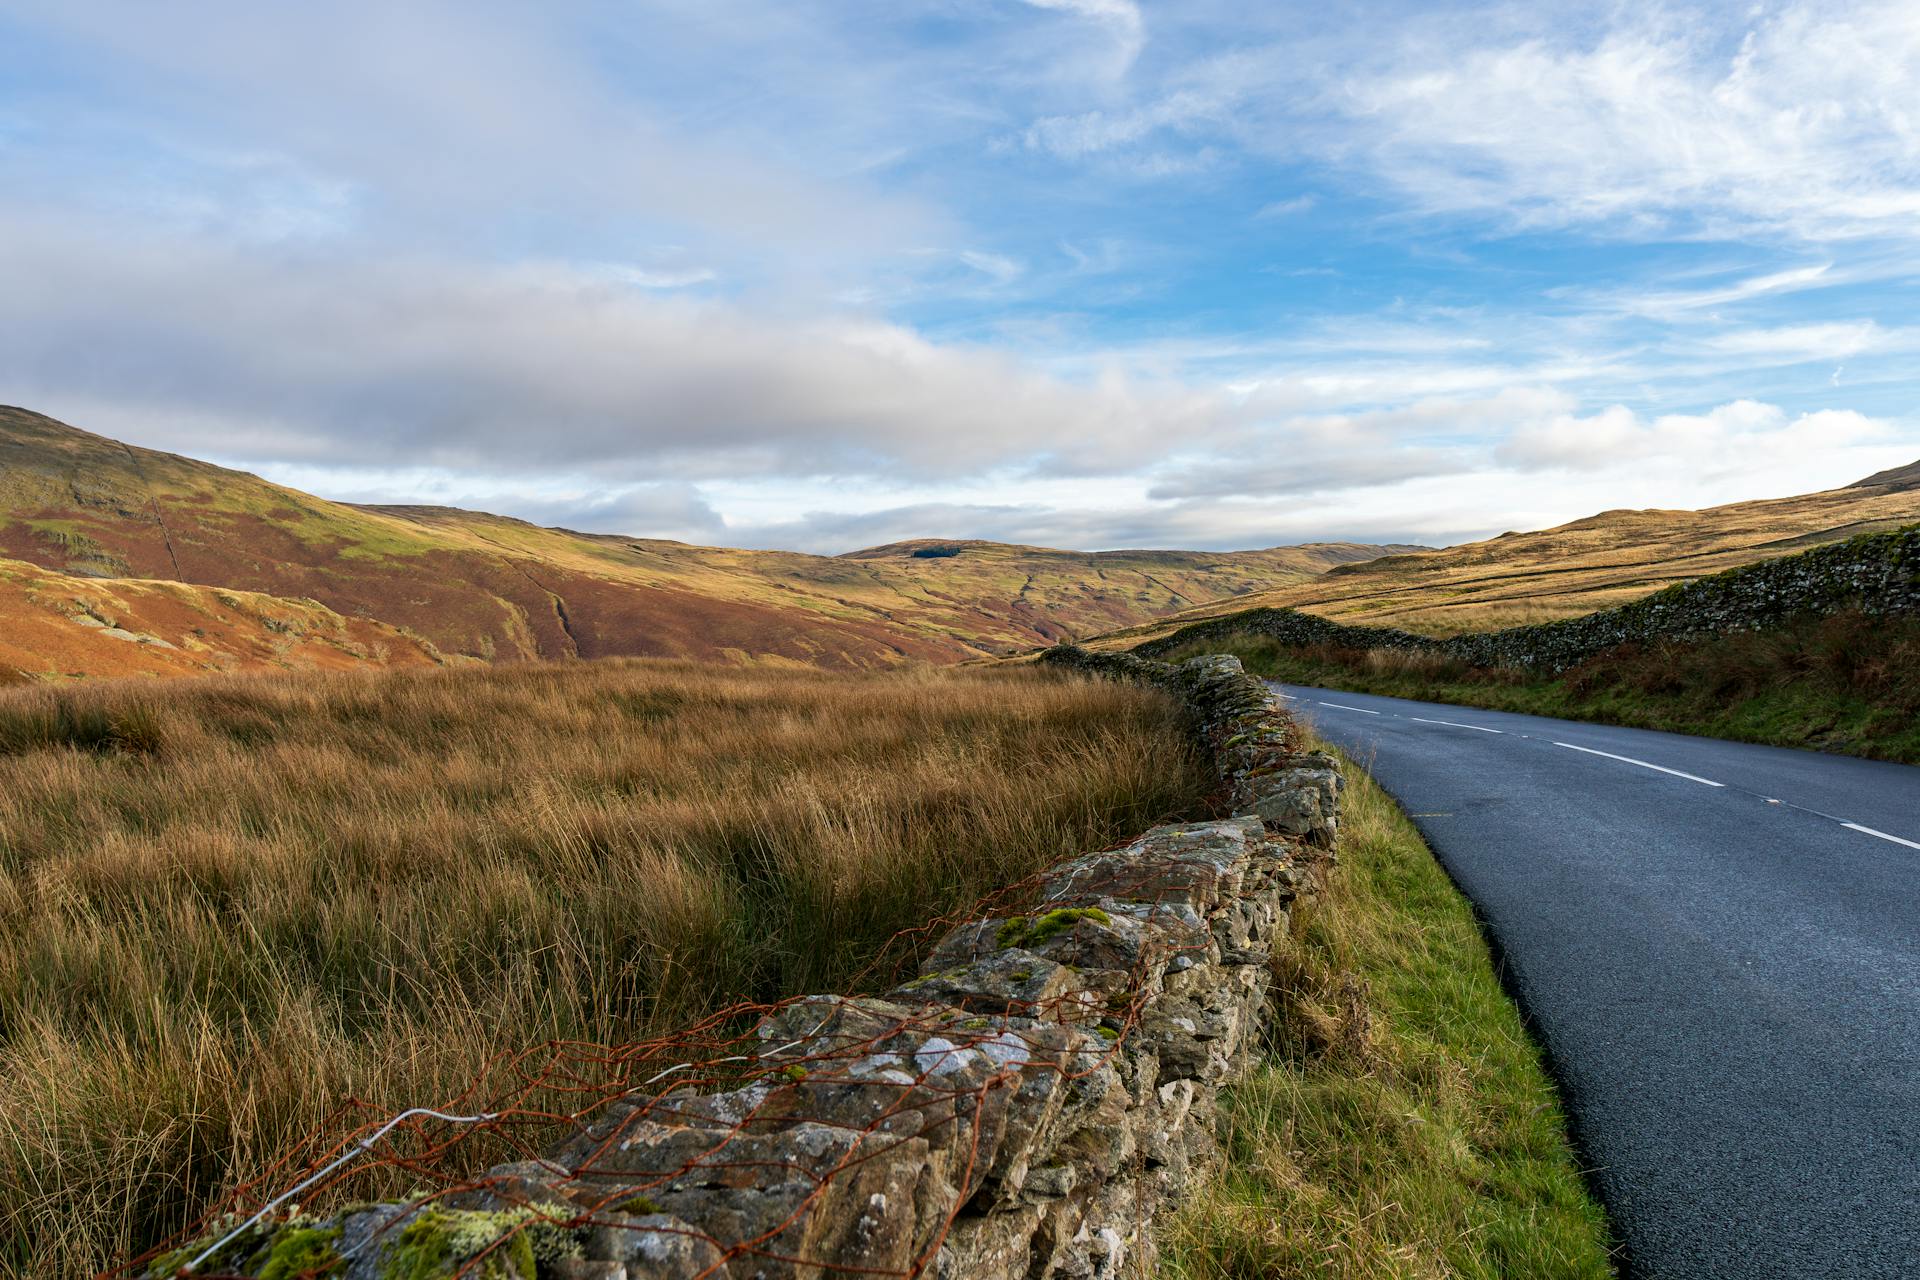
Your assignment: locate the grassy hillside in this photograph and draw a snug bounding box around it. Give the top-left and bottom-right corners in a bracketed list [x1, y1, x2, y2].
[1164, 611, 1920, 764]
[0, 407, 1410, 676]
[1092, 464, 1920, 646]
[0, 659, 1211, 1276]
[0, 555, 450, 681]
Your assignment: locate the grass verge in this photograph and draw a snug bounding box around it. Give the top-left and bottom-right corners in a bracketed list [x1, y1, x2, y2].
[0, 659, 1211, 1277]
[1161, 744, 1617, 1279]
[1159, 609, 1920, 764]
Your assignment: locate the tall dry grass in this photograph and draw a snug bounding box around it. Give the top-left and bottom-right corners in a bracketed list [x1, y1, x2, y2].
[0, 659, 1210, 1276]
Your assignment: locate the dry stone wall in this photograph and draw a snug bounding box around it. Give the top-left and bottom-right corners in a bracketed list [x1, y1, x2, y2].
[1134, 523, 1920, 673]
[146, 652, 1337, 1280]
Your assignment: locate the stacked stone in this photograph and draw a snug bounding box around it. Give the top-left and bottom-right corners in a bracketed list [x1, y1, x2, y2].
[146, 656, 1336, 1280]
[1037, 647, 1342, 851]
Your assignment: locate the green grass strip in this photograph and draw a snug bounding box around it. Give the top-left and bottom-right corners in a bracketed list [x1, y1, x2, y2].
[1161, 746, 1617, 1279]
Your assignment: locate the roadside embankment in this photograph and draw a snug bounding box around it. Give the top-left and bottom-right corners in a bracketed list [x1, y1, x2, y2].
[1140, 525, 1920, 763]
[1172, 610, 1920, 764]
[142, 652, 1345, 1279]
[1136, 523, 1920, 674]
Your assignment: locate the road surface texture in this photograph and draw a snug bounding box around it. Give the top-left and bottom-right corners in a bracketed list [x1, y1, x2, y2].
[1276, 683, 1920, 1279]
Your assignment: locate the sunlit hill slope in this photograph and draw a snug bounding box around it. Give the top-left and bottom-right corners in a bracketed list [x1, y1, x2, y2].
[1088, 464, 1920, 648]
[0, 407, 1416, 679]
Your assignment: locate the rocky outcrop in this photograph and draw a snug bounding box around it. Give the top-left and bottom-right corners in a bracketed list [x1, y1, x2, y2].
[1134, 523, 1920, 674]
[146, 654, 1335, 1280]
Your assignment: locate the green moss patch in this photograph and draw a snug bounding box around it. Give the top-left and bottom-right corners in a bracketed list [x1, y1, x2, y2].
[995, 906, 1112, 950]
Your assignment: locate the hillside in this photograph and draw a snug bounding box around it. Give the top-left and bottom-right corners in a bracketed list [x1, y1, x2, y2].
[0, 556, 449, 682]
[1087, 464, 1920, 647]
[1141, 523, 1920, 763]
[0, 407, 1414, 678]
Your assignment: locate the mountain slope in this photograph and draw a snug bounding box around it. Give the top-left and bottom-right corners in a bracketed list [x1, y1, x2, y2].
[0, 556, 450, 681]
[1850, 459, 1920, 491]
[0, 407, 1413, 676]
[1086, 463, 1920, 646]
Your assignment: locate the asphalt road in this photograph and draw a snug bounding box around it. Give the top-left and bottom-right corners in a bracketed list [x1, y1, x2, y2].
[1275, 683, 1920, 1279]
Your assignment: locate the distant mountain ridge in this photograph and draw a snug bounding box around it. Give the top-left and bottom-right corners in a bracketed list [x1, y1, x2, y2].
[0, 406, 1417, 679]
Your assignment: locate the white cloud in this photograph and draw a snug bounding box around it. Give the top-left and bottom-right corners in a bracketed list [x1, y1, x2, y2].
[1149, 386, 1571, 499]
[1338, 3, 1920, 238]
[598, 264, 719, 290]
[1024, 88, 1224, 159]
[1024, 2, 1920, 242]
[0, 217, 1236, 483]
[1497, 399, 1899, 477]
[959, 250, 1026, 283]
[1254, 194, 1317, 219]
[1576, 263, 1837, 320]
[1699, 322, 1905, 361]
[3, 0, 945, 265]
[1019, 0, 1145, 71]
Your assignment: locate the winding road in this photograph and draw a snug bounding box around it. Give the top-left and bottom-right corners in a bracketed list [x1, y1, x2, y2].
[1275, 683, 1920, 1279]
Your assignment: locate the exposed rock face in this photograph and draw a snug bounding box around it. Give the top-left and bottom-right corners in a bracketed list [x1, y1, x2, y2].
[1133, 523, 1920, 673]
[143, 653, 1330, 1280]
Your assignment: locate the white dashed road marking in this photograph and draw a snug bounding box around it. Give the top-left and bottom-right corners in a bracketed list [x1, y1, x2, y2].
[1284, 682, 1920, 855]
[1841, 823, 1920, 851]
[1554, 742, 1725, 787]
[1410, 716, 1505, 734]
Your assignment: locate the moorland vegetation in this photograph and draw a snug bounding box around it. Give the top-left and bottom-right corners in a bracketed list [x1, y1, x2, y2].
[0, 659, 1211, 1277]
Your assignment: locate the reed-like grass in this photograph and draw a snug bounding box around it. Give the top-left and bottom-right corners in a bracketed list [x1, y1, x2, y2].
[0, 660, 1210, 1276]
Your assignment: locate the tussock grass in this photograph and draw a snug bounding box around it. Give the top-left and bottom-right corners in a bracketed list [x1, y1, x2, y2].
[0, 660, 1210, 1277]
[1166, 609, 1920, 763]
[1162, 747, 1616, 1279]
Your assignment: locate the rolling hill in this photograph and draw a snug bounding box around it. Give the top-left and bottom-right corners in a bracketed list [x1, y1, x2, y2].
[0, 407, 1415, 679]
[0, 556, 450, 682]
[1082, 461, 1920, 651]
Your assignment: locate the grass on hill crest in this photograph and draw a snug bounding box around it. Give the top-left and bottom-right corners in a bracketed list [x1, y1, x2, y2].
[1091, 466, 1920, 646]
[0, 659, 1212, 1277]
[1163, 745, 1617, 1278]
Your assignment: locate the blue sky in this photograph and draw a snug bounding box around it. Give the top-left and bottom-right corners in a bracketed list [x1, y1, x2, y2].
[2, 0, 1917, 551]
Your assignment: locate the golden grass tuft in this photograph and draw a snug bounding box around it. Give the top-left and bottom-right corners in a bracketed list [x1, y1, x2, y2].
[0, 659, 1210, 1276]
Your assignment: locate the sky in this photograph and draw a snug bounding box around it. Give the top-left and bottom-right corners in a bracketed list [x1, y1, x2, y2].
[2, 0, 1918, 553]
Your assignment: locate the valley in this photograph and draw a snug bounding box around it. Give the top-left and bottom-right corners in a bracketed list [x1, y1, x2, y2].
[0, 408, 1412, 678]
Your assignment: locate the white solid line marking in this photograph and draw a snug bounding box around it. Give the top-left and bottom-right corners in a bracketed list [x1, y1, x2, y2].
[1317, 701, 1382, 715]
[1842, 822, 1920, 851]
[1553, 742, 1725, 787]
[1410, 717, 1504, 734]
